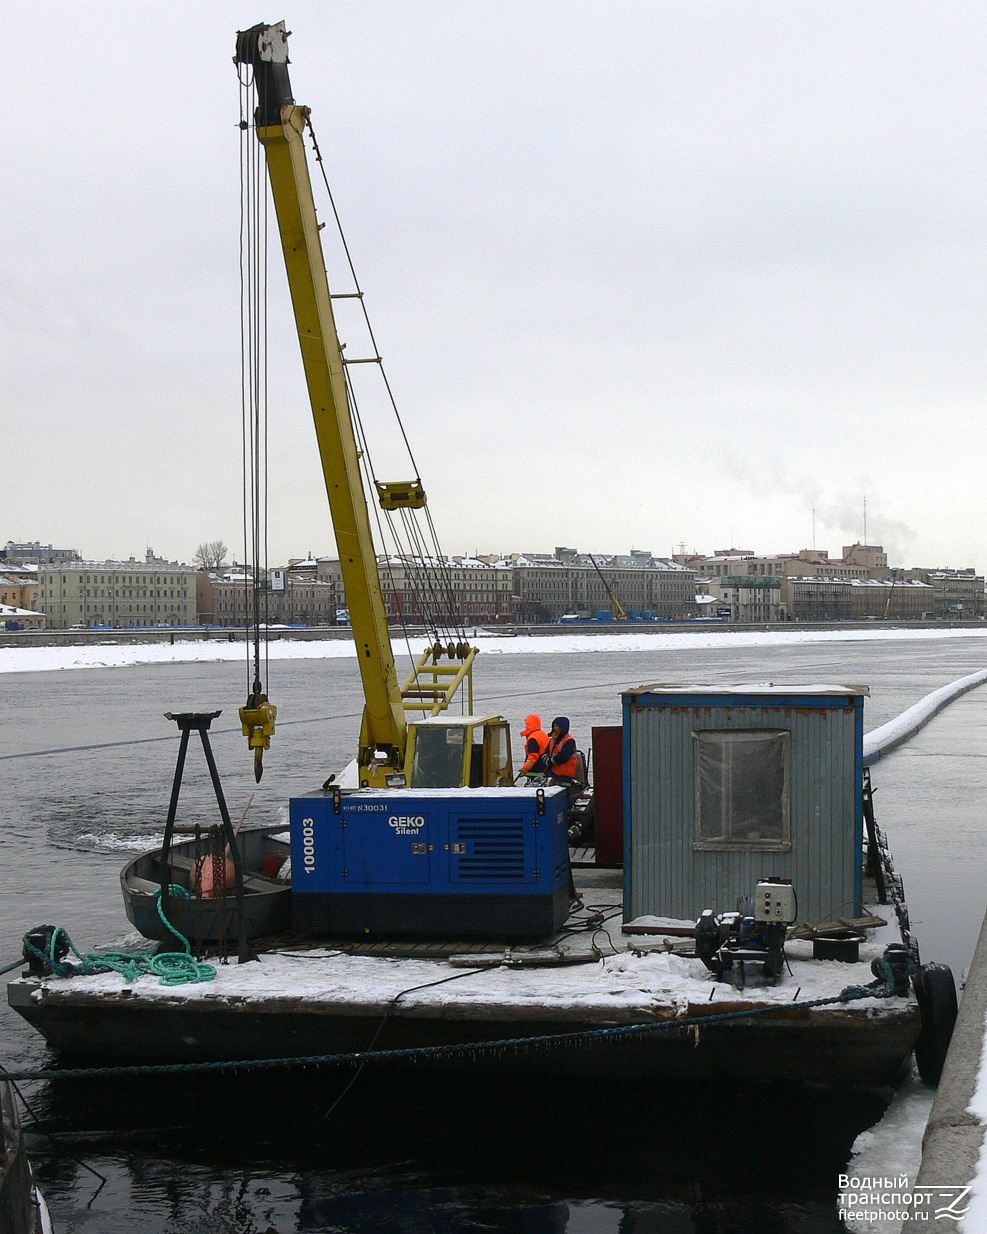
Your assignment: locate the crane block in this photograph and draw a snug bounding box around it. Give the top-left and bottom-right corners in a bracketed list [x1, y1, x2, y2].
[375, 481, 427, 510]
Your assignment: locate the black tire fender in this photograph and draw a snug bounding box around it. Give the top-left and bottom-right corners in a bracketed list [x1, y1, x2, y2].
[913, 962, 958, 1086]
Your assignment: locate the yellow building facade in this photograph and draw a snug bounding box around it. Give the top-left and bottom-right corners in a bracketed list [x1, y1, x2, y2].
[38, 562, 197, 629]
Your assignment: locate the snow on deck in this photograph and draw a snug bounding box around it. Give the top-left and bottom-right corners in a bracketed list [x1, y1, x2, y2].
[18, 893, 908, 1022]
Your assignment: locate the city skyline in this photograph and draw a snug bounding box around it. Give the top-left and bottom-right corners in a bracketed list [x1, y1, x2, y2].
[9, 538, 981, 629]
[3, 533, 981, 576]
[5, 5, 987, 569]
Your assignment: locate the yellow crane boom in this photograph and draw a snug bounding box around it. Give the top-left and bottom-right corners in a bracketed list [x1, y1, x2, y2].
[236, 22, 406, 782]
[234, 23, 511, 790]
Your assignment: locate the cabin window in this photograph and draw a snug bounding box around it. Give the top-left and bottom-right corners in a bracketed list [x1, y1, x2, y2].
[410, 725, 467, 789]
[693, 729, 791, 851]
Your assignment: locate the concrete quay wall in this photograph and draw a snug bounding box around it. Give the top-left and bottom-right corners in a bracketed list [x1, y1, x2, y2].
[914, 907, 987, 1225]
[1, 619, 983, 652]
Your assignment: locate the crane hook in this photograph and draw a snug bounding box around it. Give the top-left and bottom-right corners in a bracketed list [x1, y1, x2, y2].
[239, 691, 277, 782]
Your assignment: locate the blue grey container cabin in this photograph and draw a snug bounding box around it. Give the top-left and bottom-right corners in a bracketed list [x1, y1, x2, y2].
[622, 683, 867, 926]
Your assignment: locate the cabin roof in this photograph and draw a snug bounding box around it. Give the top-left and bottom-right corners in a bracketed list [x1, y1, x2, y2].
[623, 681, 869, 699]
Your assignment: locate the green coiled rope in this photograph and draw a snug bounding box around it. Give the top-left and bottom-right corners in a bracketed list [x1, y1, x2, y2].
[22, 888, 216, 987]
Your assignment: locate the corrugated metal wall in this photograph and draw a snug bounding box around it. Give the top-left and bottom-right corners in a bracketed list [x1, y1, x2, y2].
[625, 692, 863, 925]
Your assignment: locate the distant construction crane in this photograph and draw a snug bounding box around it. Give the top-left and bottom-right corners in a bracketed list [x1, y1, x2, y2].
[588, 554, 628, 620]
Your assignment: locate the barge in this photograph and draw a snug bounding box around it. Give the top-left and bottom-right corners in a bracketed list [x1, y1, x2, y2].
[7, 684, 944, 1099]
[7, 862, 918, 1093]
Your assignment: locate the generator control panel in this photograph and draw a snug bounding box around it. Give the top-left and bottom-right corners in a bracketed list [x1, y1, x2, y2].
[754, 879, 797, 924]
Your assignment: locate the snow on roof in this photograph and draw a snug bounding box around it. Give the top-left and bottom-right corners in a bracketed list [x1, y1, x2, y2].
[571, 554, 691, 572]
[848, 578, 932, 589]
[377, 554, 502, 570]
[788, 576, 934, 588]
[514, 555, 566, 568]
[0, 604, 43, 618]
[624, 682, 870, 698]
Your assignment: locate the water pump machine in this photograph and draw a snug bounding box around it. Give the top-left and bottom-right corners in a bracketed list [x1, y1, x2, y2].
[695, 878, 798, 987]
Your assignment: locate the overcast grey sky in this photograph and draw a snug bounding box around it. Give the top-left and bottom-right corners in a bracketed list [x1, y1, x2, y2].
[4, 2, 986, 570]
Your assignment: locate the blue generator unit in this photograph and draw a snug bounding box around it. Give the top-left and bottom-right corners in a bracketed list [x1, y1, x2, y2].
[290, 785, 572, 940]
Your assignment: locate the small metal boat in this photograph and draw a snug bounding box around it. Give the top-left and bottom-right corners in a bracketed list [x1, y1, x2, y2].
[120, 824, 292, 945]
[1, 1080, 52, 1234]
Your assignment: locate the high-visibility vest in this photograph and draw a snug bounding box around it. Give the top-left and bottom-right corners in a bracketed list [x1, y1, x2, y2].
[521, 729, 549, 773]
[546, 732, 578, 779]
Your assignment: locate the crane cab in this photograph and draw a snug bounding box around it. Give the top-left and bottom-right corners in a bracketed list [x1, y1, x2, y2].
[406, 716, 513, 789]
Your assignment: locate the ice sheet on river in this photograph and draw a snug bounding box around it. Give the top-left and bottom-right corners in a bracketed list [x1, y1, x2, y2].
[3, 625, 987, 675]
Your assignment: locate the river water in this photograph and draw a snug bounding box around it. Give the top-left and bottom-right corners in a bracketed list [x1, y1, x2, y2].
[1, 631, 985, 1232]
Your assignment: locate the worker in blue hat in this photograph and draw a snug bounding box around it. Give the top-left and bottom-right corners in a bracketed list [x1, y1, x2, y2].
[542, 716, 579, 783]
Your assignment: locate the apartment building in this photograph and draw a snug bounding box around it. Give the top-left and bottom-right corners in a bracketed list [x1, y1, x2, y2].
[783, 576, 934, 621]
[677, 543, 890, 582]
[509, 549, 697, 622]
[708, 576, 785, 623]
[0, 565, 38, 613]
[197, 567, 337, 627]
[2, 541, 80, 565]
[38, 555, 197, 629]
[317, 549, 695, 625]
[903, 567, 984, 618]
[508, 554, 571, 623]
[682, 549, 790, 580]
[314, 556, 514, 625]
[379, 556, 516, 625]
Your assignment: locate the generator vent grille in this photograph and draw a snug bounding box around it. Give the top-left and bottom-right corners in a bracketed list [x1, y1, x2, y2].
[453, 818, 527, 881]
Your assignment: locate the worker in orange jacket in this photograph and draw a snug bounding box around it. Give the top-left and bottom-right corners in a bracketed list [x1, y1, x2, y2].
[519, 714, 550, 776]
[543, 716, 579, 783]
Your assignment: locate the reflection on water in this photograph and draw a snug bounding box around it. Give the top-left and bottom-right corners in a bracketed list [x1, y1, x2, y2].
[3, 634, 986, 1231]
[31, 1072, 862, 1232]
